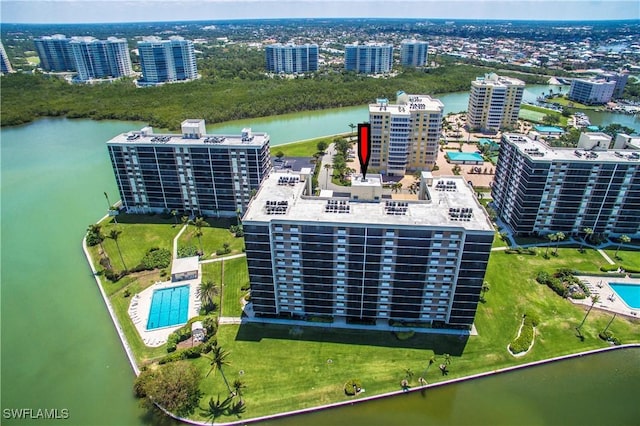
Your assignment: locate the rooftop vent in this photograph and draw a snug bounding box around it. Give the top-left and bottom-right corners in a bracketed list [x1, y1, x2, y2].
[265, 200, 289, 215]
[278, 176, 300, 186]
[384, 200, 408, 215]
[449, 207, 473, 221]
[325, 199, 350, 213]
[434, 180, 458, 192]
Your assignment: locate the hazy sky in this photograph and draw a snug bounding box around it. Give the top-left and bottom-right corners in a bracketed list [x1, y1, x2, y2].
[1, 0, 639, 24]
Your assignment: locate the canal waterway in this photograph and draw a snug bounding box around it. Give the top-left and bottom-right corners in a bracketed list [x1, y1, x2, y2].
[1, 85, 638, 425]
[208, 85, 638, 143]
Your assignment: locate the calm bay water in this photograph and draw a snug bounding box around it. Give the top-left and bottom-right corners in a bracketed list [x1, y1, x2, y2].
[1, 86, 638, 425]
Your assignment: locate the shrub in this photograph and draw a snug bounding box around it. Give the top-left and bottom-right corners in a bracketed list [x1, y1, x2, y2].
[505, 247, 536, 255]
[600, 264, 619, 272]
[598, 330, 613, 341]
[178, 246, 199, 258]
[123, 289, 131, 298]
[86, 231, 104, 247]
[394, 330, 415, 340]
[140, 248, 171, 270]
[158, 346, 203, 364]
[344, 379, 363, 396]
[509, 313, 537, 355]
[133, 368, 156, 398]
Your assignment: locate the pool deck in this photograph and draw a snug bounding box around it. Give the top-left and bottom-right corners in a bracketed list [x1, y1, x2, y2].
[571, 275, 640, 319]
[128, 278, 202, 347]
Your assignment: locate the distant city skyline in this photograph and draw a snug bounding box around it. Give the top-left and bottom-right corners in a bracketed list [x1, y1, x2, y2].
[2, 0, 639, 24]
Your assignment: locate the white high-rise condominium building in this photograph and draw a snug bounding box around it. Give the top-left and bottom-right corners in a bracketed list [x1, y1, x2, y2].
[0, 42, 13, 74]
[369, 91, 444, 176]
[107, 120, 271, 216]
[137, 36, 198, 85]
[70, 37, 133, 82]
[492, 133, 640, 238]
[568, 78, 616, 105]
[243, 170, 493, 330]
[265, 43, 319, 74]
[401, 40, 428, 67]
[344, 43, 393, 74]
[466, 73, 525, 132]
[33, 34, 75, 72]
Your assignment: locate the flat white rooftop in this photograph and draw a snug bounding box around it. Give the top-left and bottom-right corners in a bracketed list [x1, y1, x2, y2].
[244, 171, 493, 231]
[369, 93, 444, 115]
[107, 126, 268, 148]
[504, 133, 640, 163]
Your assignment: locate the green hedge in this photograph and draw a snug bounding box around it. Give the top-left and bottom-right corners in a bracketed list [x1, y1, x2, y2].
[509, 313, 538, 355]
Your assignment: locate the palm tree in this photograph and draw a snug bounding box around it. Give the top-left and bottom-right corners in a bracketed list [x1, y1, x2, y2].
[191, 217, 209, 255]
[232, 379, 246, 401]
[443, 353, 451, 365]
[404, 368, 414, 382]
[615, 235, 630, 258]
[88, 224, 110, 269]
[201, 394, 233, 424]
[171, 209, 178, 226]
[228, 399, 246, 418]
[580, 227, 593, 251]
[546, 233, 556, 257]
[324, 163, 331, 188]
[181, 215, 190, 227]
[602, 313, 617, 335]
[577, 294, 600, 331]
[103, 191, 112, 210]
[197, 280, 219, 312]
[207, 344, 233, 394]
[348, 123, 356, 137]
[108, 228, 127, 271]
[554, 232, 565, 256]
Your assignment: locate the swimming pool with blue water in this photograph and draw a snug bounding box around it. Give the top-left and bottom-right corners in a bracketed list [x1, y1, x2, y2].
[146, 285, 190, 330]
[609, 283, 640, 309]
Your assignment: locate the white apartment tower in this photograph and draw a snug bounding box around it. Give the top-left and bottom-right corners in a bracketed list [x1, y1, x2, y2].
[369, 91, 444, 176]
[243, 170, 494, 329]
[466, 73, 525, 132]
[69, 37, 134, 82]
[401, 40, 428, 67]
[137, 36, 198, 85]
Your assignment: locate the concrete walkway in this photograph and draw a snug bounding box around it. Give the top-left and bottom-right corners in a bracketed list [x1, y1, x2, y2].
[200, 253, 246, 264]
[172, 224, 188, 259]
[598, 249, 616, 265]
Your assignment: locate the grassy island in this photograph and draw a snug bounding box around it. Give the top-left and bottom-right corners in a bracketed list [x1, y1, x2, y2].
[85, 210, 640, 424]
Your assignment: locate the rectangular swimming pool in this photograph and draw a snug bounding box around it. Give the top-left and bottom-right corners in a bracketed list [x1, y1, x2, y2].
[609, 283, 640, 309]
[146, 285, 190, 330]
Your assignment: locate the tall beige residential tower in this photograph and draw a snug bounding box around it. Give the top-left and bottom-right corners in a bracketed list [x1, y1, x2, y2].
[466, 73, 525, 132]
[369, 91, 444, 176]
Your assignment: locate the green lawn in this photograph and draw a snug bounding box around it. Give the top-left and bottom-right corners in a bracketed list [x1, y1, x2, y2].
[519, 108, 547, 123]
[88, 218, 640, 422]
[272, 136, 334, 157]
[603, 248, 640, 271]
[548, 96, 603, 111]
[178, 220, 244, 259]
[492, 232, 509, 249]
[222, 256, 250, 317]
[519, 104, 568, 126]
[88, 217, 180, 277]
[186, 246, 639, 423]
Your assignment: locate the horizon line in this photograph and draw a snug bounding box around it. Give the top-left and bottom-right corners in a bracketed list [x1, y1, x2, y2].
[3, 17, 640, 25]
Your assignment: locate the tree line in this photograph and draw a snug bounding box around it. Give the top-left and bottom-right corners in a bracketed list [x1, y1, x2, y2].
[1, 62, 547, 129]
